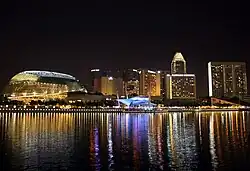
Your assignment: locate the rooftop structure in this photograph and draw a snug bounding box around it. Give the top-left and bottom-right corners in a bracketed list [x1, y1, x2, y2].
[117, 96, 156, 107]
[4, 70, 86, 102]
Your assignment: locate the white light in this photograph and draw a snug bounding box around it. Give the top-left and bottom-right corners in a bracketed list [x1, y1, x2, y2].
[91, 69, 100, 72]
[108, 76, 113, 80]
[148, 70, 156, 74]
[132, 69, 138, 72]
[208, 62, 213, 97]
[157, 71, 161, 73]
[171, 74, 195, 77]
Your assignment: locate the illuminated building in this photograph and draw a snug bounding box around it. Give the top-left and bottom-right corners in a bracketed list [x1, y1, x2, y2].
[166, 74, 196, 99]
[97, 76, 124, 96]
[166, 52, 196, 99]
[171, 52, 186, 74]
[139, 69, 161, 97]
[90, 69, 102, 92]
[123, 69, 140, 96]
[117, 96, 156, 107]
[4, 70, 86, 101]
[90, 69, 124, 95]
[208, 62, 247, 98]
[159, 70, 170, 98]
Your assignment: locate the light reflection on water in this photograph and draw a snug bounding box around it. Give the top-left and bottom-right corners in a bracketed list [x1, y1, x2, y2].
[0, 111, 250, 170]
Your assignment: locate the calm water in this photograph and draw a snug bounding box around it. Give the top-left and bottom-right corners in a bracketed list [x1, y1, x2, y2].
[0, 111, 250, 171]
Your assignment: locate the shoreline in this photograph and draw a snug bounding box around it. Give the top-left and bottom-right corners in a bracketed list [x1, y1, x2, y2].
[0, 106, 249, 113]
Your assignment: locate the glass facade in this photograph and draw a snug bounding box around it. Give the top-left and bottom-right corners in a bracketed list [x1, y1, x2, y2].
[208, 62, 247, 98]
[139, 70, 161, 96]
[166, 74, 196, 99]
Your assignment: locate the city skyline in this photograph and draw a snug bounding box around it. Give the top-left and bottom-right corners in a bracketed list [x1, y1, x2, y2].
[1, 1, 250, 97]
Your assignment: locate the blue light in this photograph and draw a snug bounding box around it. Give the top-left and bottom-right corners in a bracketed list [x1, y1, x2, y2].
[117, 96, 156, 107]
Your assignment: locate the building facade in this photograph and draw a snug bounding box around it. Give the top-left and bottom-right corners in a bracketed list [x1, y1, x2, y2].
[90, 69, 124, 96]
[159, 70, 170, 98]
[4, 70, 86, 102]
[93, 76, 124, 96]
[139, 69, 161, 97]
[123, 69, 140, 96]
[166, 74, 196, 99]
[208, 62, 247, 98]
[166, 52, 196, 100]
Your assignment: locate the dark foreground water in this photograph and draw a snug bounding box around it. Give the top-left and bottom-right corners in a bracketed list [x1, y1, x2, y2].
[0, 111, 250, 170]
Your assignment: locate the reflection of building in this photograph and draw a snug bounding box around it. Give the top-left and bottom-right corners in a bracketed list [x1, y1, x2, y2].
[4, 70, 86, 101]
[166, 74, 196, 99]
[208, 62, 247, 98]
[171, 52, 186, 74]
[139, 69, 161, 96]
[123, 69, 140, 96]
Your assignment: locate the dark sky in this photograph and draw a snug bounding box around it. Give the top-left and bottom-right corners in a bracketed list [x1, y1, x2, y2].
[1, 0, 250, 96]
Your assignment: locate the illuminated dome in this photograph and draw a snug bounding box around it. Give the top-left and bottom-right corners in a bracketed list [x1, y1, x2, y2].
[4, 70, 87, 101]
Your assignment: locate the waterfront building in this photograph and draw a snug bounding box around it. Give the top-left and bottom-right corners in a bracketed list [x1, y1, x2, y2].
[117, 96, 156, 108]
[94, 76, 124, 96]
[4, 70, 86, 102]
[159, 70, 170, 98]
[90, 68, 124, 95]
[166, 52, 196, 100]
[123, 69, 140, 96]
[166, 74, 196, 99]
[139, 69, 161, 97]
[208, 62, 247, 98]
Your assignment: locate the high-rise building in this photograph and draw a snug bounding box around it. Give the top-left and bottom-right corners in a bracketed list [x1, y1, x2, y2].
[123, 69, 140, 96]
[166, 52, 196, 100]
[171, 52, 186, 74]
[159, 70, 170, 97]
[90, 69, 124, 96]
[99, 76, 124, 96]
[139, 69, 161, 96]
[166, 74, 196, 99]
[208, 62, 247, 98]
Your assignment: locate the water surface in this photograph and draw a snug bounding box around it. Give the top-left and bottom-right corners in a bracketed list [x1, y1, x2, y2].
[0, 111, 250, 170]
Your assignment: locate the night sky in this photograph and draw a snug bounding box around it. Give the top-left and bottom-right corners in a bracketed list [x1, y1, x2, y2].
[1, 1, 250, 96]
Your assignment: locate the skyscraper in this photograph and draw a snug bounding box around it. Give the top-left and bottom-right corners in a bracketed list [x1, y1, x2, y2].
[171, 52, 186, 74]
[123, 69, 140, 96]
[90, 69, 124, 96]
[166, 52, 196, 99]
[139, 69, 161, 97]
[208, 62, 247, 98]
[160, 70, 170, 98]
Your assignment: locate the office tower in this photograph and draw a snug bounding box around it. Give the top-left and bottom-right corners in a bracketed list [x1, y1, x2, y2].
[90, 69, 123, 93]
[171, 52, 186, 74]
[90, 69, 103, 92]
[139, 69, 161, 96]
[99, 76, 124, 96]
[123, 69, 140, 96]
[166, 74, 196, 99]
[159, 70, 170, 97]
[166, 52, 196, 99]
[208, 62, 247, 98]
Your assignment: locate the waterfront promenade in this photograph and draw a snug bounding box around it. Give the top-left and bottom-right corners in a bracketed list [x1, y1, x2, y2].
[0, 105, 249, 113]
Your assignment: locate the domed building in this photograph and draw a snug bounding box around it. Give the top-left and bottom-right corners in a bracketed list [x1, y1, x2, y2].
[3, 70, 87, 101]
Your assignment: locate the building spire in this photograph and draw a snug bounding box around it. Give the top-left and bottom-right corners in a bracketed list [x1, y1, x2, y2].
[171, 52, 187, 74]
[172, 52, 186, 62]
